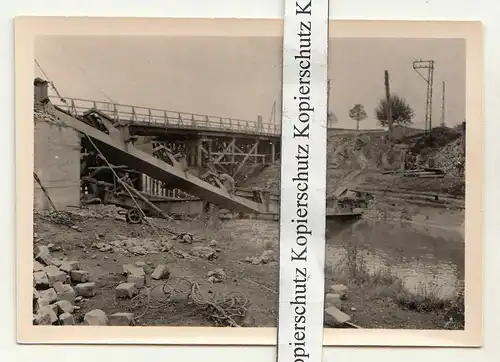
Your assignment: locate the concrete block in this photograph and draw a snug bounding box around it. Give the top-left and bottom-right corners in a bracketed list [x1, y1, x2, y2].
[325, 293, 342, 309]
[115, 283, 137, 299]
[35, 306, 58, 325]
[83, 309, 108, 326]
[110, 313, 135, 326]
[75, 282, 96, 298]
[60, 261, 79, 274]
[127, 274, 145, 288]
[44, 265, 67, 284]
[151, 264, 170, 280]
[59, 312, 75, 325]
[33, 271, 49, 290]
[71, 270, 90, 283]
[55, 300, 74, 314]
[324, 306, 351, 327]
[57, 284, 76, 303]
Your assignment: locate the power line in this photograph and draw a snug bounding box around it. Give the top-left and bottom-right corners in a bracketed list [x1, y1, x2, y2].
[57, 45, 115, 104]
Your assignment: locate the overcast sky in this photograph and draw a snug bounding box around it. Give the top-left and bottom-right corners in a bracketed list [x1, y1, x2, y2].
[35, 36, 465, 130]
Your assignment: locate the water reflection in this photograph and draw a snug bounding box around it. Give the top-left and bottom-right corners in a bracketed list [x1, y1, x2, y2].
[326, 217, 464, 299]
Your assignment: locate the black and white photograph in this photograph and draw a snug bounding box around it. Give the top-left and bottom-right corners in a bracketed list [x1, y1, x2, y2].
[323, 37, 467, 330]
[23, 18, 481, 343]
[32, 34, 283, 328]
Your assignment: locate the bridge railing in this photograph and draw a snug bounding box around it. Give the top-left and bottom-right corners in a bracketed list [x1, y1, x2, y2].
[50, 97, 281, 136]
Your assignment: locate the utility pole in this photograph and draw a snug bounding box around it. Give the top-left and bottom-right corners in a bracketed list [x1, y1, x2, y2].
[440, 81, 446, 127]
[384, 70, 394, 141]
[412, 60, 435, 135]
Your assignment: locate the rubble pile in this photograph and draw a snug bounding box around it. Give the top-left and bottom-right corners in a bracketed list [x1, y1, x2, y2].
[67, 205, 128, 220]
[33, 244, 94, 325]
[432, 136, 465, 176]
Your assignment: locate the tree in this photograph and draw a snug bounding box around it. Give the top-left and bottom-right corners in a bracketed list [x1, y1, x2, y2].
[375, 94, 415, 127]
[348, 104, 367, 130]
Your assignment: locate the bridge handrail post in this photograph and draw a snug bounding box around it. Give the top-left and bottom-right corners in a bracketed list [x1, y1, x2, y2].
[205, 115, 209, 128]
[191, 114, 196, 128]
[164, 111, 168, 127]
[178, 112, 182, 126]
[148, 108, 152, 124]
[220, 117, 223, 130]
[113, 104, 119, 122]
[70, 99, 76, 116]
[132, 106, 137, 122]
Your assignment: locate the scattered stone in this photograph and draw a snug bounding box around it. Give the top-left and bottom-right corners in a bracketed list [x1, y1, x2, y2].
[207, 268, 226, 283]
[110, 312, 135, 326]
[127, 274, 145, 288]
[151, 264, 170, 280]
[37, 288, 57, 308]
[122, 264, 137, 276]
[329, 284, 348, 300]
[33, 271, 49, 290]
[181, 234, 193, 244]
[47, 304, 59, 316]
[83, 309, 108, 326]
[190, 246, 218, 260]
[135, 261, 147, 268]
[57, 284, 76, 303]
[324, 306, 351, 327]
[75, 296, 84, 303]
[93, 242, 113, 252]
[75, 282, 96, 298]
[259, 249, 276, 264]
[44, 265, 67, 284]
[33, 288, 40, 301]
[115, 282, 138, 299]
[59, 261, 79, 274]
[35, 246, 55, 266]
[47, 243, 61, 252]
[209, 240, 218, 248]
[59, 312, 75, 325]
[35, 305, 58, 325]
[350, 307, 357, 312]
[71, 270, 90, 283]
[55, 300, 74, 314]
[325, 293, 342, 309]
[52, 281, 65, 294]
[33, 260, 44, 272]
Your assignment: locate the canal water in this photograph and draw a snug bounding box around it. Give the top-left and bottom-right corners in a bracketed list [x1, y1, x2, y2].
[326, 214, 465, 299]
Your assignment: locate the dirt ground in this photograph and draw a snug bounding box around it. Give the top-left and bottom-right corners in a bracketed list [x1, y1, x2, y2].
[34, 211, 279, 327]
[34, 202, 462, 329]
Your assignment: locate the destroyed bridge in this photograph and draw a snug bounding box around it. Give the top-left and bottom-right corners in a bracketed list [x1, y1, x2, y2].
[34, 78, 281, 216]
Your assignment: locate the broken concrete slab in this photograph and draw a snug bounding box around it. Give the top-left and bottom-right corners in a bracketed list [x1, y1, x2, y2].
[33, 271, 49, 290]
[83, 309, 108, 326]
[35, 305, 58, 325]
[57, 284, 76, 303]
[151, 264, 170, 280]
[55, 300, 74, 315]
[122, 264, 137, 276]
[71, 270, 90, 283]
[75, 282, 96, 298]
[109, 312, 135, 326]
[115, 282, 138, 299]
[44, 265, 67, 284]
[59, 312, 75, 325]
[324, 306, 351, 327]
